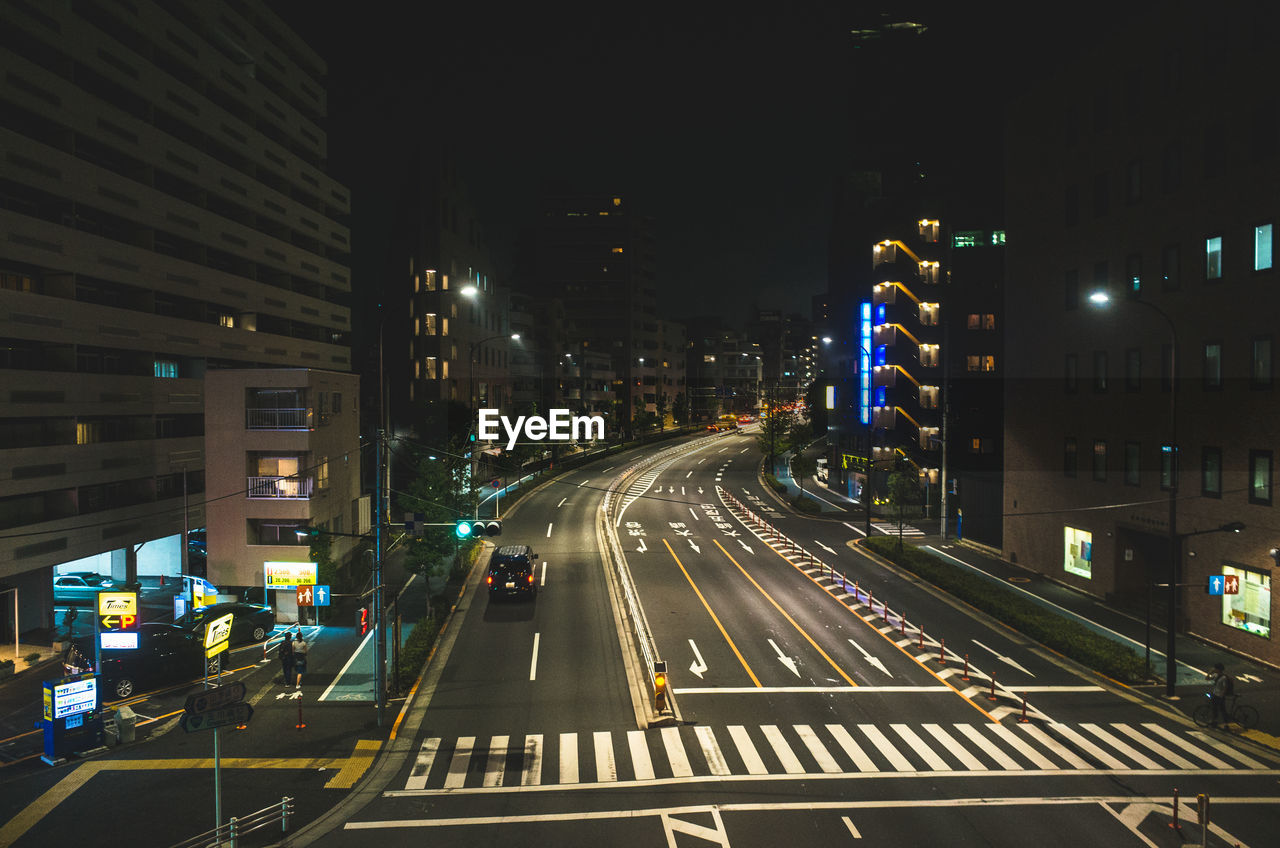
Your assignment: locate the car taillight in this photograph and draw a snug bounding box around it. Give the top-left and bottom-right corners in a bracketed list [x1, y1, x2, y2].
[527, 574, 535, 584]
[486, 575, 493, 585]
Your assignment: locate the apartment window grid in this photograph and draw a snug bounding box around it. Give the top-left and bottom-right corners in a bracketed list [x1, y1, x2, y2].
[1093, 351, 1108, 392]
[1205, 235, 1223, 281]
[1160, 443, 1178, 491]
[1064, 437, 1078, 478]
[1203, 341, 1223, 390]
[1092, 439, 1108, 482]
[1252, 336, 1273, 388]
[1255, 223, 1274, 271]
[1201, 446, 1223, 498]
[1250, 450, 1273, 505]
[1162, 244, 1181, 290]
[1124, 441, 1141, 486]
[1126, 253, 1142, 296]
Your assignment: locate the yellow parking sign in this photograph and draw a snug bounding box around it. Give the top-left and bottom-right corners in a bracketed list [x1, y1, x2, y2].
[204, 612, 234, 659]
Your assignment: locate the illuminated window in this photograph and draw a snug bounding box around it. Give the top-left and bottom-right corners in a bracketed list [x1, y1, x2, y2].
[1203, 342, 1222, 389]
[1221, 565, 1270, 639]
[219, 313, 236, 328]
[1255, 223, 1273, 271]
[966, 355, 980, 372]
[1160, 443, 1178, 490]
[76, 421, 101, 445]
[1201, 446, 1222, 497]
[953, 231, 982, 248]
[971, 437, 981, 452]
[611, 247, 624, 254]
[425, 357, 438, 379]
[154, 359, 178, 378]
[1205, 235, 1223, 280]
[967, 313, 980, 330]
[1250, 450, 1272, 505]
[990, 230, 1006, 246]
[1063, 526, 1093, 579]
[1126, 253, 1142, 295]
[983, 314, 996, 330]
[1092, 440, 1107, 481]
[981, 355, 996, 372]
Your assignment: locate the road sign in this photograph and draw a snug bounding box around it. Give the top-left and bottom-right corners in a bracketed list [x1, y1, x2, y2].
[184, 681, 247, 718]
[1224, 574, 1240, 595]
[204, 612, 234, 659]
[296, 585, 315, 607]
[312, 585, 330, 607]
[180, 702, 254, 733]
[490, 478, 501, 488]
[98, 592, 138, 617]
[99, 614, 138, 631]
[1207, 575, 1225, 596]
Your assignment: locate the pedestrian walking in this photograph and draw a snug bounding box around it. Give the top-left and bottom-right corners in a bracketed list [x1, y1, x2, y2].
[1207, 661, 1233, 727]
[279, 632, 294, 686]
[61, 606, 77, 639]
[292, 630, 308, 688]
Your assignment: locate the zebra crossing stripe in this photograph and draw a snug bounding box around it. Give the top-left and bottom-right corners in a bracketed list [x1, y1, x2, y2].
[729, 725, 768, 775]
[559, 732, 578, 784]
[521, 735, 542, 786]
[1046, 723, 1125, 769]
[1079, 724, 1159, 769]
[663, 726, 694, 777]
[1109, 723, 1195, 769]
[594, 731, 617, 782]
[795, 724, 841, 774]
[985, 724, 1057, 769]
[406, 737, 440, 790]
[827, 724, 878, 772]
[954, 723, 1022, 770]
[762, 725, 804, 774]
[695, 726, 732, 776]
[1141, 724, 1230, 768]
[444, 736, 475, 789]
[1188, 731, 1267, 769]
[891, 724, 950, 771]
[1016, 725, 1090, 769]
[922, 724, 986, 771]
[858, 724, 913, 772]
[628, 730, 655, 781]
[483, 735, 509, 787]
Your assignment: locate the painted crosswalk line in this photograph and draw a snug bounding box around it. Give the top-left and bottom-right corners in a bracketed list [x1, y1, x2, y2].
[393, 721, 1275, 793]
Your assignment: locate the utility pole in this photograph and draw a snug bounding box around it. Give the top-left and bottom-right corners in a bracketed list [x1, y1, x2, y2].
[373, 428, 386, 727]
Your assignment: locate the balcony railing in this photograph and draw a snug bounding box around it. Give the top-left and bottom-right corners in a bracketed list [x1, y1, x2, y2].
[246, 408, 312, 430]
[247, 476, 313, 499]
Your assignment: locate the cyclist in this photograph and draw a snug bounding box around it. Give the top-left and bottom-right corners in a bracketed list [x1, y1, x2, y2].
[1206, 662, 1233, 727]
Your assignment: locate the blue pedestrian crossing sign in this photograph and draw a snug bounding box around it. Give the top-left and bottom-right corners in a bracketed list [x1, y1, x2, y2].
[313, 584, 331, 607]
[1207, 575, 1225, 595]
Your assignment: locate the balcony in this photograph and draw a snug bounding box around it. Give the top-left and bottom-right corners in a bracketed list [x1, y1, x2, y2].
[246, 408, 313, 430]
[247, 476, 313, 499]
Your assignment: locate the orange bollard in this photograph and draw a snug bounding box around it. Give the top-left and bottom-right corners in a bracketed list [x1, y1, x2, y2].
[1017, 696, 1030, 723]
[939, 638, 946, 665]
[900, 616, 907, 636]
[987, 673, 999, 701]
[1169, 788, 1181, 830]
[918, 628, 925, 651]
[962, 653, 970, 680]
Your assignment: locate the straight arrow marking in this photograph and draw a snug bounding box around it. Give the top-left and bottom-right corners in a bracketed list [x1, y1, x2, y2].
[688, 639, 708, 679]
[847, 638, 893, 677]
[814, 540, 838, 556]
[688, 539, 701, 554]
[768, 638, 800, 677]
[738, 539, 754, 555]
[971, 639, 1035, 677]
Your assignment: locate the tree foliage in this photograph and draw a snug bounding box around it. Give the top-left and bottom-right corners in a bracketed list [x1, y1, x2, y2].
[886, 470, 923, 547]
[397, 439, 474, 573]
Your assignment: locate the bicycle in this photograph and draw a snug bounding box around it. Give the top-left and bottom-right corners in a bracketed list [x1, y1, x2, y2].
[1192, 692, 1259, 729]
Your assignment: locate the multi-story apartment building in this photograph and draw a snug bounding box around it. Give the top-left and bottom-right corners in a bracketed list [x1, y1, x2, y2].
[532, 194, 658, 436]
[1004, 5, 1277, 666]
[0, 1, 352, 636]
[686, 317, 762, 420]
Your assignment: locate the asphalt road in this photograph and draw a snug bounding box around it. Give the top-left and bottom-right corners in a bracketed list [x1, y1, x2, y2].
[322, 431, 1280, 847]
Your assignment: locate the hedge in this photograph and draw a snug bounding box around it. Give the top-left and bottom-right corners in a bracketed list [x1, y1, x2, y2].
[864, 537, 1148, 684]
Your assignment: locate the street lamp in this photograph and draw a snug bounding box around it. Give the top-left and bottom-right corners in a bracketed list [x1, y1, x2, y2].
[1089, 289, 1185, 696]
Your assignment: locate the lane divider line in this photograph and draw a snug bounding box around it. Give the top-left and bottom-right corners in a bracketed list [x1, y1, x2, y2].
[662, 539, 761, 687]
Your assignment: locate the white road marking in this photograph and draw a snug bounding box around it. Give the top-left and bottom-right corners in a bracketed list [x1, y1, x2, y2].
[529, 633, 540, 681]
[768, 639, 799, 676]
[694, 726, 731, 776]
[688, 639, 708, 678]
[842, 816, 862, 838]
[841, 521, 868, 538]
[795, 724, 841, 773]
[559, 733, 578, 784]
[578, 479, 589, 487]
[954, 724, 1021, 770]
[1109, 723, 1195, 769]
[922, 724, 985, 770]
[1140, 723, 1230, 768]
[1016, 724, 1089, 769]
[826, 724, 877, 772]
[762, 725, 803, 774]
[546, 523, 553, 538]
[891, 724, 950, 771]
[984, 724, 1056, 769]
[406, 738, 441, 790]
[444, 737, 475, 788]
[541, 561, 547, 586]
[1045, 723, 1125, 769]
[674, 686, 949, 695]
[663, 727, 694, 777]
[556, 497, 567, 508]
[1079, 724, 1159, 769]
[521, 735, 543, 786]
[728, 725, 767, 774]
[594, 731, 617, 782]
[971, 639, 1035, 677]
[689, 507, 700, 520]
[857, 724, 912, 772]
[628, 730, 655, 781]
[483, 735, 509, 787]
[686, 470, 693, 478]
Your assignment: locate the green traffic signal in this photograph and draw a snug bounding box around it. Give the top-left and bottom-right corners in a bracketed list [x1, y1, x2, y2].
[455, 520, 474, 539]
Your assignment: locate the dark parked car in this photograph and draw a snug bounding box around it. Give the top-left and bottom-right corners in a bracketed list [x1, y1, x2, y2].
[64, 622, 220, 700]
[174, 602, 276, 646]
[53, 572, 117, 606]
[486, 545, 538, 601]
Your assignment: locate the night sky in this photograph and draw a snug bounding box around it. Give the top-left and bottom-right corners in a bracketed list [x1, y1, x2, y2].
[272, 4, 1101, 326]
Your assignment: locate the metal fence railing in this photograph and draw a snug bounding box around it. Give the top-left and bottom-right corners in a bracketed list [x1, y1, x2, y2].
[245, 407, 311, 430]
[246, 476, 313, 499]
[168, 796, 293, 848]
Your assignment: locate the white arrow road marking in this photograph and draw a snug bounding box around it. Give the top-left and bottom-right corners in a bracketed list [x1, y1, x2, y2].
[847, 638, 893, 677]
[738, 539, 754, 555]
[636, 538, 648, 553]
[688, 639, 708, 679]
[669, 486, 675, 493]
[768, 638, 800, 677]
[971, 639, 1035, 677]
[697, 486, 704, 494]
[1237, 673, 1263, 683]
[814, 540, 838, 556]
[688, 539, 701, 554]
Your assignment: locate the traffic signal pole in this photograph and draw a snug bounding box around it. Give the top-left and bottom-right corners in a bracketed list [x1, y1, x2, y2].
[374, 428, 385, 727]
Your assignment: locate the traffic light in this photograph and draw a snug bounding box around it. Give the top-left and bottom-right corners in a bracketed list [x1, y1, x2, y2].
[653, 660, 669, 713]
[454, 519, 502, 539]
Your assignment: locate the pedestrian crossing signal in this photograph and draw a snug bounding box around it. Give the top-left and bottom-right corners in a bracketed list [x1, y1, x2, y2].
[455, 519, 502, 539]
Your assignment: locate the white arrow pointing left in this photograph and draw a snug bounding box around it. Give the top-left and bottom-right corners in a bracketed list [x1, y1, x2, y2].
[636, 538, 648, 553]
[814, 541, 838, 556]
[768, 638, 800, 677]
[689, 639, 708, 679]
[848, 638, 893, 677]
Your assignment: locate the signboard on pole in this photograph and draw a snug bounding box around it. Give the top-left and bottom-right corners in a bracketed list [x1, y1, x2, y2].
[204, 612, 234, 659]
[296, 585, 315, 607]
[1224, 574, 1240, 595]
[1208, 575, 1225, 595]
[312, 585, 331, 607]
[264, 561, 317, 589]
[183, 681, 246, 718]
[180, 702, 254, 733]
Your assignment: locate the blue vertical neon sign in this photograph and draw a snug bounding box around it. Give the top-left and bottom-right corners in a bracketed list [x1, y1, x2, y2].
[859, 301, 872, 425]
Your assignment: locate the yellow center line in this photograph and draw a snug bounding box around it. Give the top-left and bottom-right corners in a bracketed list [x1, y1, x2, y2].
[662, 538, 761, 687]
[712, 540, 857, 688]
[777, 538, 998, 723]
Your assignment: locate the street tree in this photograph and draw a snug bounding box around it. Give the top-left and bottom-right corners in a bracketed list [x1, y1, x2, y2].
[886, 470, 924, 549]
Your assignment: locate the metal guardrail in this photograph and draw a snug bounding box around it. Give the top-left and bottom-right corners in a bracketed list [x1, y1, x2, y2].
[245, 408, 311, 430]
[246, 476, 313, 499]
[168, 796, 293, 848]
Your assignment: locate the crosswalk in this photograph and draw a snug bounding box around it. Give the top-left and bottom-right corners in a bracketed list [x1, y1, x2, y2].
[398, 721, 1271, 792]
[870, 521, 924, 537]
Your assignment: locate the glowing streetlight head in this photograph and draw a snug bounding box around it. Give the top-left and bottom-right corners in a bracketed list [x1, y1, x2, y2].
[460, 285, 479, 297]
[1087, 290, 1111, 305]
